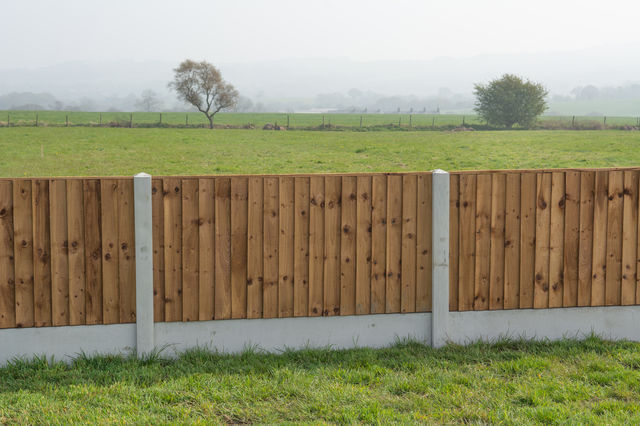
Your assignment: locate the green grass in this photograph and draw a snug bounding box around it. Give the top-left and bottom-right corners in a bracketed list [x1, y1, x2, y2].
[1, 128, 640, 177]
[1, 337, 640, 423]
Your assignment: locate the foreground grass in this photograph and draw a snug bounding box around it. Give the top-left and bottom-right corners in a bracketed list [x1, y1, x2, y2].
[1, 128, 640, 177]
[1, 338, 640, 423]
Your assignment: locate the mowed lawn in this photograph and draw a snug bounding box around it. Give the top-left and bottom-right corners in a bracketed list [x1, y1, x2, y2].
[1, 128, 640, 177]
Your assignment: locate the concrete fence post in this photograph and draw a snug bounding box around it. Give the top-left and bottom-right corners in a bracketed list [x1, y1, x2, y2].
[431, 169, 450, 348]
[134, 173, 154, 357]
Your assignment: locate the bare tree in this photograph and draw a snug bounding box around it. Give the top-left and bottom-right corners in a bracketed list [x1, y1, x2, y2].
[135, 89, 163, 112]
[168, 60, 239, 129]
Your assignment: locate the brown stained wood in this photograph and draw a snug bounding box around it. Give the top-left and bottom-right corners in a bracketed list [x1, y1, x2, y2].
[489, 174, 506, 310]
[278, 177, 295, 318]
[83, 180, 102, 324]
[308, 176, 324, 316]
[473, 174, 491, 311]
[324, 176, 342, 316]
[458, 174, 477, 311]
[591, 171, 609, 306]
[605, 170, 623, 306]
[578, 172, 595, 306]
[340, 176, 357, 316]
[231, 178, 248, 319]
[449, 174, 460, 311]
[385, 175, 402, 313]
[198, 178, 215, 320]
[401, 174, 417, 313]
[214, 178, 232, 319]
[246, 177, 263, 318]
[0, 181, 15, 328]
[621, 171, 638, 305]
[355, 176, 372, 314]
[263, 177, 279, 318]
[32, 180, 52, 327]
[294, 177, 310, 317]
[549, 172, 566, 308]
[49, 180, 69, 326]
[13, 180, 34, 328]
[66, 180, 86, 325]
[181, 179, 199, 321]
[533, 173, 551, 309]
[519, 173, 536, 309]
[151, 179, 165, 322]
[563, 171, 581, 307]
[504, 173, 521, 309]
[416, 174, 432, 312]
[162, 178, 182, 322]
[370, 175, 387, 313]
[117, 179, 136, 323]
[101, 180, 119, 324]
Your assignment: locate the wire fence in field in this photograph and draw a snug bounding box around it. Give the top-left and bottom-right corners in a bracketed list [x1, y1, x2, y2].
[1, 110, 639, 130]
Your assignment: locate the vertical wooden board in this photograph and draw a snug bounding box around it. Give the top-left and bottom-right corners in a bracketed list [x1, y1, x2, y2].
[324, 175, 341, 316]
[473, 174, 491, 311]
[83, 180, 102, 325]
[181, 179, 199, 321]
[622, 171, 638, 305]
[67, 180, 86, 325]
[162, 178, 182, 322]
[489, 174, 506, 310]
[591, 171, 608, 306]
[246, 177, 263, 319]
[504, 173, 521, 310]
[117, 179, 136, 323]
[578, 172, 595, 307]
[151, 178, 165, 322]
[32, 179, 52, 327]
[563, 171, 581, 307]
[448, 174, 460, 311]
[370, 175, 387, 313]
[101, 180, 119, 324]
[385, 175, 402, 313]
[214, 178, 232, 319]
[263, 177, 279, 318]
[278, 177, 294, 318]
[533, 173, 551, 309]
[519, 173, 537, 309]
[401, 174, 417, 313]
[355, 176, 372, 314]
[549, 172, 566, 308]
[458, 174, 477, 311]
[416, 174, 432, 312]
[340, 176, 357, 316]
[49, 180, 69, 326]
[308, 176, 324, 316]
[0, 181, 16, 328]
[198, 179, 215, 320]
[13, 180, 34, 328]
[605, 170, 623, 306]
[231, 177, 248, 319]
[294, 177, 310, 317]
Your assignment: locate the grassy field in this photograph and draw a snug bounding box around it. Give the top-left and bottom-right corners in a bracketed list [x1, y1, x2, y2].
[1, 110, 639, 129]
[1, 128, 640, 177]
[2, 337, 640, 423]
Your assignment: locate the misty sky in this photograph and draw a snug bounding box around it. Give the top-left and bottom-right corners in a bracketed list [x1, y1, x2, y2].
[3, 0, 640, 68]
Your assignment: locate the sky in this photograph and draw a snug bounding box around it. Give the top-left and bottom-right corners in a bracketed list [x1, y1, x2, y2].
[3, 0, 640, 68]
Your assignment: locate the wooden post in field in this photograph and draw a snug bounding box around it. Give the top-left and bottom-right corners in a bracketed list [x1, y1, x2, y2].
[185, 114, 188, 126]
[359, 115, 363, 128]
[6, 113, 9, 126]
[35, 113, 38, 127]
[572, 116, 575, 128]
[603, 116, 607, 127]
[66, 115, 69, 127]
[398, 116, 401, 126]
[130, 113, 133, 128]
[99, 113, 102, 126]
[462, 116, 465, 126]
[159, 113, 162, 125]
[432, 116, 435, 129]
[322, 115, 325, 128]
[287, 114, 290, 128]
[409, 114, 412, 128]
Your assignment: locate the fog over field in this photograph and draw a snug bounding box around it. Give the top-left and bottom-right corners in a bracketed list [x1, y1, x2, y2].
[2, 0, 640, 114]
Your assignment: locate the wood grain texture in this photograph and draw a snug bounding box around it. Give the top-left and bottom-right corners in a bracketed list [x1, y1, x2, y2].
[621, 171, 638, 305]
[231, 177, 248, 319]
[533, 173, 551, 309]
[549, 172, 565, 308]
[246, 177, 263, 319]
[519, 173, 536, 309]
[32, 180, 52, 326]
[278, 177, 294, 318]
[489, 174, 505, 310]
[13, 180, 34, 328]
[49, 179, 69, 326]
[577, 172, 595, 307]
[504, 173, 521, 310]
[117, 179, 135, 323]
[355, 176, 372, 314]
[308, 176, 324, 316]
[0, 181, 15, 328]
[449, 174, 460, 311]
[324, 176, 341, 316]
[591, 171, 609, 306]
[181, 179, 199, 321]
[385, 175, 402, 313]
[340, 176, 357, 316]
[262, 177, 279, 318]
[214, 178, 231, 319]
[294, 177, 310, 317]
[370, 175, 387, 313]
[162, 178, 182, 322]
[151, 179, 165, 322]
[605, 170, 623, 306]
[401, 174, 417, 313]
[66, 180, 86, 325]
[83, 180, 102, 325]
[416, 174, 432, 312]
[101, 180, 120, 324]
[198, 178, 215, 321]
[473, 174, 491, 311]
[562, 171, 580, 307]
[458, 174, 476, 311]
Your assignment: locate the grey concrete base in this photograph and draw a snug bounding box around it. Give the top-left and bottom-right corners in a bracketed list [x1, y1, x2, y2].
[449, 306, 640, 344]
[0, 324, 136, 365]
[154, 313, 431, 356]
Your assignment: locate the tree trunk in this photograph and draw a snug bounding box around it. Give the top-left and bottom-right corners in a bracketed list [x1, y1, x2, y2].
[208, 115, 214, 129]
